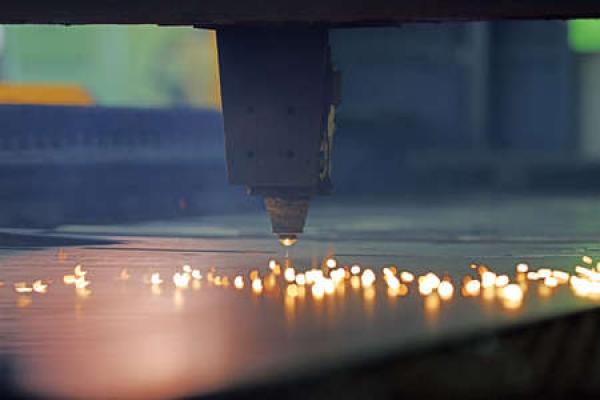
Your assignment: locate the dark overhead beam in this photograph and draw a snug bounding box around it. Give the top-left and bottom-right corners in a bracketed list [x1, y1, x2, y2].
[1, 0, 600, 27]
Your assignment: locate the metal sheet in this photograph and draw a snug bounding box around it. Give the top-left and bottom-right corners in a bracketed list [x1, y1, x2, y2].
[1, 196, 600, 398]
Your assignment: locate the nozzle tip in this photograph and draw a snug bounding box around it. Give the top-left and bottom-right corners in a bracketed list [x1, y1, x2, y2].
[278, 234, 298, 247]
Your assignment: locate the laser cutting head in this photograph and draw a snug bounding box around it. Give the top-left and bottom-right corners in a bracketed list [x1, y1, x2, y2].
[217, 28, 339, 243]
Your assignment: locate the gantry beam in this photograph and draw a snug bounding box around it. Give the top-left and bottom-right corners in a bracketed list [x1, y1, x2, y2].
[1, 0, 600, 26]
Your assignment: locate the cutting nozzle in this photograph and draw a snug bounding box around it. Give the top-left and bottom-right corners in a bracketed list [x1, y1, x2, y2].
[264, 196, 309, 245]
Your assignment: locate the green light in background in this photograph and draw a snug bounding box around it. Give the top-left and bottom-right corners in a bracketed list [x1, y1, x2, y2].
[1, 25, 219, 108]
[569, 19, 600, 53]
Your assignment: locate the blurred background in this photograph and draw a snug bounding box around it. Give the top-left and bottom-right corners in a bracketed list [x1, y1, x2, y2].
[1, 21, 600, 227]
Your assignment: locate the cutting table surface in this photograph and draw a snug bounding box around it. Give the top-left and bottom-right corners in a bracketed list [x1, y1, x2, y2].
[1, 195, 600, 399]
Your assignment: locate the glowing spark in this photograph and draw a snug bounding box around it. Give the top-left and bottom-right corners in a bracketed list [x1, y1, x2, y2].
[249, 270, 260, 281]
[544, 276, 558, 288]
[351, 265, 361, 275]
[311, 283, 325, 299]
[463, 279, 481, 296]
[295, 273, 306, 285]
[118, 269, 130, 281]
[500, 284, 523, 309]
[284, 267, 296, 283]
[495, 274, 509, 288]
[400, 271, 415, 283]
[516, 263, 529, 273]
[74, 278, 90, 289]
[387, 284, 408, 297]
[575, 265, 600, 281]
[481, 271, 496, 289]
[571, 276, 592, 296]
[418, 273, 441, 295]
[251, 279, 263, 294]
[305, 269, 323, 284]
[14, 282, 33, 294]
[501, 284, 523, 301]
[323, 279, 335, 294]
[32, 280, 48, 294]
[386, 276, 401, 290]
[527, 271, 540, 281]
[268, 260, 278, 271]
[325, 258, 337, 269]
[234, 275, 244, 289]
[361, 269, 376, 287]
[330, 268, 345, 284]
[438, 280, 454, 300]
[173, 272, 190, 288]
[552, 270, 569, 283]
[419, 283, 434, 296]
[537, 268, 552, 279]
[182, 265, 192, 273]
[150, 272, 163, 285]
[74, 264, 87, 278]
[191, 270, 202, 280]
[582, 255, 593, 265]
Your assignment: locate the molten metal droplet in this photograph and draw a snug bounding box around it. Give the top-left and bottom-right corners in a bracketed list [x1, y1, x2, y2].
[279, 235, 297, 247]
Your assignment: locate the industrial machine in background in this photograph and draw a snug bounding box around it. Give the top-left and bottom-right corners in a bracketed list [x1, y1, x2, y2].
[2, 1, 600, 241]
